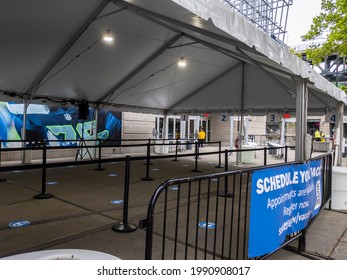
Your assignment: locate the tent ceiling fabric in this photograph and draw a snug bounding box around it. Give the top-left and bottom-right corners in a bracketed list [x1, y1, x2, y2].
[0, 0, 346, 115]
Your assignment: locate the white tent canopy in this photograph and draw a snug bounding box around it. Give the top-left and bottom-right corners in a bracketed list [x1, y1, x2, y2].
[0, 0, 345, 114]
[1, 0, 346, 162]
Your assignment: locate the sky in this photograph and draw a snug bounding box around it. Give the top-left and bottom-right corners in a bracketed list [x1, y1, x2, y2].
[285, 0, 322, 47]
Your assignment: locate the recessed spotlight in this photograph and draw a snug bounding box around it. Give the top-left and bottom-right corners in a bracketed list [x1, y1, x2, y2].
[178, 58, 187, 67]
[103, 30, 114, 42]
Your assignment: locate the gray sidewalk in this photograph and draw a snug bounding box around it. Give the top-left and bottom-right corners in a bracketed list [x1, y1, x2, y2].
[0, 146, 346, 260]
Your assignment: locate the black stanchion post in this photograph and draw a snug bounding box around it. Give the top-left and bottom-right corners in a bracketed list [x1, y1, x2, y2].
[113, 156, 137, 232]
[94, 138, 105, 171]
[285, 145, 288, 163]
[219, 149, 233, 197]
[215, 141, 223, 168]
[172, 138, 179, 161]
[141, 142, 154, 181]
[0, 140, 5, 182]
[264, 147, 267, 166]
[144, 139, 153, 165]
[191, 141, 201, 172]
[34, 141, 53, 199]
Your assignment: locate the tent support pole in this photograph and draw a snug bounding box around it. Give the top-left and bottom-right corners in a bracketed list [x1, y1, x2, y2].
[93, 105, 100, 160]
[295, 77, 307, 163]
[237, 63, 245, 165]
[229, 116, 234, 152]
[163, 113, 168, 154]
[21, 96, 29, 164]
[335, 101, 344, 166]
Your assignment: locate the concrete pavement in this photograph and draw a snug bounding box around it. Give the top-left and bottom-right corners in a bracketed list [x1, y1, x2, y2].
[0, 145, 346, 260]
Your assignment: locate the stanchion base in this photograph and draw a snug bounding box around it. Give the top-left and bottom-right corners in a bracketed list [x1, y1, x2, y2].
[191, 169, 202, 173]
[172, 159, 179, 162]
[0, 177, 7, 182]
[34, 193, 54, 199]
[112, 222, 137, 233]
[215, 165, 224, 168]
[94, 168, 105, 171]
[218, 192, 233, 198]
[141, 177, 154, 181]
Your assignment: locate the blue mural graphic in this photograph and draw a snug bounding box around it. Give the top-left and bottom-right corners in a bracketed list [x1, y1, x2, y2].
[0, 102, 122, 147]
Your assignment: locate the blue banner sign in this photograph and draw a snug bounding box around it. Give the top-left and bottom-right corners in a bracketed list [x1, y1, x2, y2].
[248, 159, 323, 258]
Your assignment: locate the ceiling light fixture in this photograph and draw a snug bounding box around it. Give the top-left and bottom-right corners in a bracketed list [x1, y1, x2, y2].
[103, 30, 114, 42]
[178, 57, 186, 67]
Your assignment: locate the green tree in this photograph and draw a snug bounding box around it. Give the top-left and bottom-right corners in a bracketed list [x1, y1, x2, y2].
[302, 0, 347, 65]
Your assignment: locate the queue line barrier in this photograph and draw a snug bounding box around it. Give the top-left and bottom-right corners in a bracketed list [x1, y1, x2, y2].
[0, 139, 295, 240]
[140, 153, 332, 260]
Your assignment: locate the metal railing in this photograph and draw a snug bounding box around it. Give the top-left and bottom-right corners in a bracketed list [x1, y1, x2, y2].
[0, 138, 293, 168]
[140, 153, 332, 260]
[0, 139, 294, 199]
[0, 138, 295, 240]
